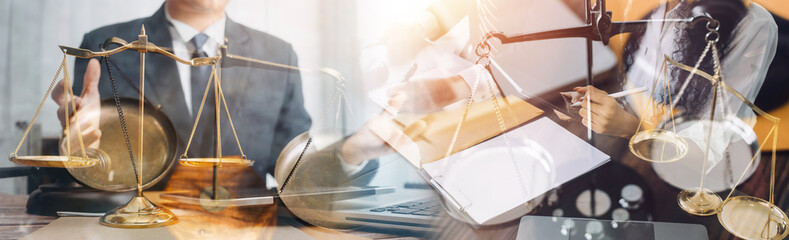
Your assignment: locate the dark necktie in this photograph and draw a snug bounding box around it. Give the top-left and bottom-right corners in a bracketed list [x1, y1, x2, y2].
[190, 33, 211, 116]
[189, 33, 215, 156]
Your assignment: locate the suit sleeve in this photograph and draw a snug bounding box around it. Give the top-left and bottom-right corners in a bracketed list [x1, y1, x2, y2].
[268, 45, 312, 176]
[279, 139, 380, 213]
[287, 140, 379, 190]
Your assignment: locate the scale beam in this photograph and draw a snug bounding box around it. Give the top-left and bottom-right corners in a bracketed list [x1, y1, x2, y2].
[485, 15, 715, 46]
[58, 40, 218, 67]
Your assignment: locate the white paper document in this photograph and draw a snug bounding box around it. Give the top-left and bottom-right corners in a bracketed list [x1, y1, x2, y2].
[422, 117, 610, 225]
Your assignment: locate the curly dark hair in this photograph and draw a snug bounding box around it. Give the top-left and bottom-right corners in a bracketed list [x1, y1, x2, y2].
[622, 0, 747, 119]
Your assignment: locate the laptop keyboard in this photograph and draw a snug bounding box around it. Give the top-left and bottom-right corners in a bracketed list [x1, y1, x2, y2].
[369, 199, 442, 217]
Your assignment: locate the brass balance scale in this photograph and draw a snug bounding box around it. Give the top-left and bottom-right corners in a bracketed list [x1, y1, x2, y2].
[10, 26, 210, 228]
[625, 19, 788, 240]
[9, 24, 352, 228]
[474, 0, 787, 238]
[630, 45, 788, 239]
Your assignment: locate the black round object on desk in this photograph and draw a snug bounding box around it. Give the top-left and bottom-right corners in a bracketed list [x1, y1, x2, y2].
[549, 162, 652, 221]
[23, 137, 135, 216]
[26, 181, 134, 216]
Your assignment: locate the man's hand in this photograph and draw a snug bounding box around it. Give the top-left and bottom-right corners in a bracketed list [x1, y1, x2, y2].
[575, 86, 640, 138]
[340, 113, 397, 166]
[387, 75, 470, 114]
[52, 59, 102, 154]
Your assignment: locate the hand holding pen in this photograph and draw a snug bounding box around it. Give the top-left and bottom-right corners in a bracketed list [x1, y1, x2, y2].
[572, 86, 645, 138]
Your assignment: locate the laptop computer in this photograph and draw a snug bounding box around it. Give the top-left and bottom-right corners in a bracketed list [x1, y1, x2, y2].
[277, 146, 447, 233]
[300, 188, 446, 233]
[516, 216, 709, 240]
[159, 186, 396, 209]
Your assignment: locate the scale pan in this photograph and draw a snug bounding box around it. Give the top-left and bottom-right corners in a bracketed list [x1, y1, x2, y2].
[179, 156, 253, 168]
[629, 129, 688, 163]
[10, 155, 98, 168]
[67, 98, 178, 192]
[718, 196, 789, 240]
[653, 116, 759, 192]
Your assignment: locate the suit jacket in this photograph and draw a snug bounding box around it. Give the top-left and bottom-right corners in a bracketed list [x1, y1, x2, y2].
[72, 5, 311, 183]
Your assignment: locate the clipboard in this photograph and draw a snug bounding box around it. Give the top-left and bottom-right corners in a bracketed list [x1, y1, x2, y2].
[427, 118, 609, 226]
[371, 95, 544, 166]
[373, 111, 610, 226]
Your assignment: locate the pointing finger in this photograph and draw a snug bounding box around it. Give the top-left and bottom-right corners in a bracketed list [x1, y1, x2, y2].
[51, 79, 68, 106]
[80, 59, 101, 101]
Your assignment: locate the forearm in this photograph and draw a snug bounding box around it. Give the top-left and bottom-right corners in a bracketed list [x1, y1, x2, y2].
[291, 139, 378, 188]
[339, 113, 394, 166]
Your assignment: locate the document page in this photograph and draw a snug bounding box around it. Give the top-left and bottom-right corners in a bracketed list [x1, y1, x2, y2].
[422, 117, 610, 224]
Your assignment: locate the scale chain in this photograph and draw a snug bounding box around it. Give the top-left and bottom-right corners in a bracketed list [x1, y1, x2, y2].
[182, 65, 217, 158]
[13, 55, 67, 157]
[103, 56, 142, 190]
[445, 39, 530, 206]
[279, 71, 346, 194]
[62, 57, 89, 159]
[217, 76, 246, 158]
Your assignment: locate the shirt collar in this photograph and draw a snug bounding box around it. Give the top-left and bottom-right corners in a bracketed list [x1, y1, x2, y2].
[164, 8, 226, 49]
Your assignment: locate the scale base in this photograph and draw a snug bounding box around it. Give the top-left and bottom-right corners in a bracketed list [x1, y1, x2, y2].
[677, 188, 721, 216]
[100, 196, 178, 228]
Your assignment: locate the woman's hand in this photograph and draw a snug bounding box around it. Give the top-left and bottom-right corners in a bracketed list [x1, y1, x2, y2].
[574, 86, 640, 138]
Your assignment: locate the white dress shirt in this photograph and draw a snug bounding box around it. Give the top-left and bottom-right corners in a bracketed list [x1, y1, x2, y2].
[165, 10, 369, 174]
[164, 9, 226, 116]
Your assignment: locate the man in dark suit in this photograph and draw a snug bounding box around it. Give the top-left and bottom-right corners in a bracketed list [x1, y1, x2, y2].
[52, 0, 380, 189]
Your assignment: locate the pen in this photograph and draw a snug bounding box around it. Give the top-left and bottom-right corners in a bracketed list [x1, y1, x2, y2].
[401, 63, 418, 82]
[380, 64, 417, 115]
[571, 87, 647, 107]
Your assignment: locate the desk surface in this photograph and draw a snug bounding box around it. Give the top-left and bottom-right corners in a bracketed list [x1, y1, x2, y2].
[6, 147, 787, 239]
[0, 193, 412, 240]
[0, 194, 56, 240]
[425, 114, 789, 240]
[3, 119, 789, 240]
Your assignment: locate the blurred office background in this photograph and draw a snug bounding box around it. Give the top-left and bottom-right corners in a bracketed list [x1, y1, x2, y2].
[0, 0, 437, 194]
[1, 0, 787, 195]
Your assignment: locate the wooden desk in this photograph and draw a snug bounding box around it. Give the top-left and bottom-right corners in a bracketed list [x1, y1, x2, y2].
[4, 116, 788, 240]
[4, 153, 788, 240]
[426, 115, 789, 240]
[0, 194, 56, 240]
[0, 193, 411, 240]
